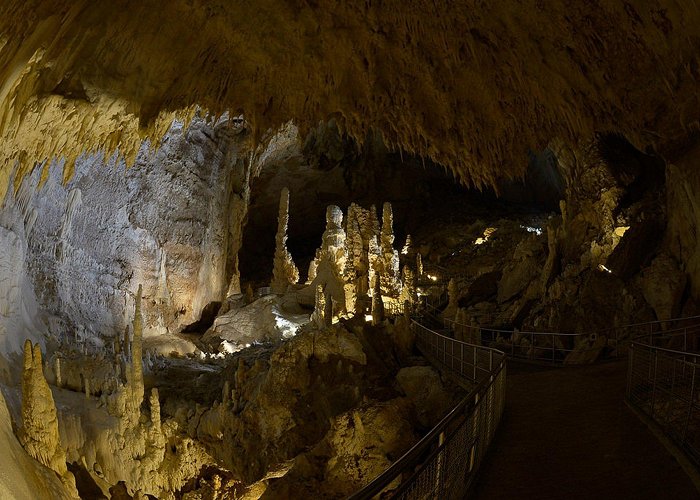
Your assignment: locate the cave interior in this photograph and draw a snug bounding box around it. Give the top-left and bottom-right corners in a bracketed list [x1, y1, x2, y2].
[1, 2, 700, 499]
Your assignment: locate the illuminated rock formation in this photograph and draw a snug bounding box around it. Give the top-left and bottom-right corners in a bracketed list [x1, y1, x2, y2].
[444, 278, 459, 318]
[378, 202, 401, 296]
[20, 340, 74, 487]
[307, 206, 348, 320]
[312, 284, 328, 329]
[371, 277, 384, 326]
[271, 187, 299, 294]
[399, 265, 417, 309]
[131, 284, 145, 411]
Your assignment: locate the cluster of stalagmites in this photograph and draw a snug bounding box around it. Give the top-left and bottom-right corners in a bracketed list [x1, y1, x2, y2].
[270, 187, 420, 327]
[19, 285, 215, 499]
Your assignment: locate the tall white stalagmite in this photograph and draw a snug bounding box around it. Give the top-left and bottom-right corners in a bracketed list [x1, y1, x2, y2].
[131, 284, 144, 410]
[307, 205, 348, 319]
[312, 284, 327, 329]
[379, 202, 401, 296]
[271, 187, 299, 294]
[20, 340, 69, 477]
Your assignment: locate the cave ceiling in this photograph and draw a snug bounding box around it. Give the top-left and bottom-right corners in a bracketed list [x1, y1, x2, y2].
[0, 0, 699, 200]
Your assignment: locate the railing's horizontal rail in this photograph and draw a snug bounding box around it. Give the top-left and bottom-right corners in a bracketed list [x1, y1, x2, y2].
[351, 320, 506, 499]
[443, 313, 700, 365]
[627, 328, 700, 473]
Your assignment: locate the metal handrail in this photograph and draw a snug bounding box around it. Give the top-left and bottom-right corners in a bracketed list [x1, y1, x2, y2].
[443, 314, 700, 365]
[626, 324, 700, 470]
[351, 319, 506, 498]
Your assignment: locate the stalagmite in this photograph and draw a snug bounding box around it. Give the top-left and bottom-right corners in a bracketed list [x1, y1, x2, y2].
[400, 265, 417, 308]
[378, 202, 401, 296]
[312, 284, 327, 329]
[222, 380, 230, 406]
[150, 388, 161, 433]
[131, 284, 144, 411]
[307, 206, 348, 320]
[372, 277, 384, 326]
[54, 357, 62, 388]
[401, 235, 412, 255]
[445, 278, 459, 318]
[20, 340, 69, 478]
[122, 325, 130, 360]
[271, 187, 299, 294]
[368, 235, 381, 298]
[416, 253, 424, 278]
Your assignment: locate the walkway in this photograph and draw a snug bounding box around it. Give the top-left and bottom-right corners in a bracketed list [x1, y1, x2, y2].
[473, 360, 698, 499]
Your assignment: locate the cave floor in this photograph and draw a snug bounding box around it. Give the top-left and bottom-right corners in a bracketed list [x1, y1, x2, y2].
[473, 360, 699, 499]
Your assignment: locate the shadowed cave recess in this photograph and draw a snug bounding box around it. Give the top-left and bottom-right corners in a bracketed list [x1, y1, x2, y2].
[1, 2, 700, 499]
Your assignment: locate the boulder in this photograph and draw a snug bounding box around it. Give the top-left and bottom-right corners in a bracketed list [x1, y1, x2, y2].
[396, 366, 452, 427]
[639, 254, 687, 321]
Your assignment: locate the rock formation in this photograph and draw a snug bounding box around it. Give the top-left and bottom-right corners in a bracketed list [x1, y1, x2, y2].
[312, 284, 328, 329]
[20, 340, 74, 487]
[131, 284, 145, 411]
[371, 277, 385, 326]
[378, 202, 401, 296]
[306, 206, 348, 320]
[271, 187, 299, 294]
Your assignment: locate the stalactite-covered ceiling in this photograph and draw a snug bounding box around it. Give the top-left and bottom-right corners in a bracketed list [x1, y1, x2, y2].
[1, 0, 699, 201]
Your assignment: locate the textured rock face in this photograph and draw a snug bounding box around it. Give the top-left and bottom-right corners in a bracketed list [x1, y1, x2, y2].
[0, 116, 252, 350]
[639, 253, 687, 321]
[1, 1, 699, 196]
[396, 366, 451, 427]
[666, 142, 700, 298]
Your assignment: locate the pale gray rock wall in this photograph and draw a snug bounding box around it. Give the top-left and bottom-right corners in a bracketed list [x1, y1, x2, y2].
[0, 116, 253, 352]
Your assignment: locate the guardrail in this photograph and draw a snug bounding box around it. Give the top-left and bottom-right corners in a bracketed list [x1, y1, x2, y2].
[351, 320, 506, 499]
[444, 318, 612, 364]
[444, 314, 700, 366]
[626, 320, 700, 467]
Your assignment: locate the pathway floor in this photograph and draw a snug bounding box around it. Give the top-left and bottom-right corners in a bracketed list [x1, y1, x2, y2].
[473, 360, 699, 499]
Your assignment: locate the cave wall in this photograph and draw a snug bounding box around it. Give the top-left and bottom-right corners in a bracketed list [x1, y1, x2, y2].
[0, 116, 253, 351]
[666, 139, 700, 300]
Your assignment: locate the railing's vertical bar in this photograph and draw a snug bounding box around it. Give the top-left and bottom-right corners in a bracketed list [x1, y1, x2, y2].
[627, 344, 634, 400]
[683, 363, 697, 440]
[651, 350, 659, 417]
